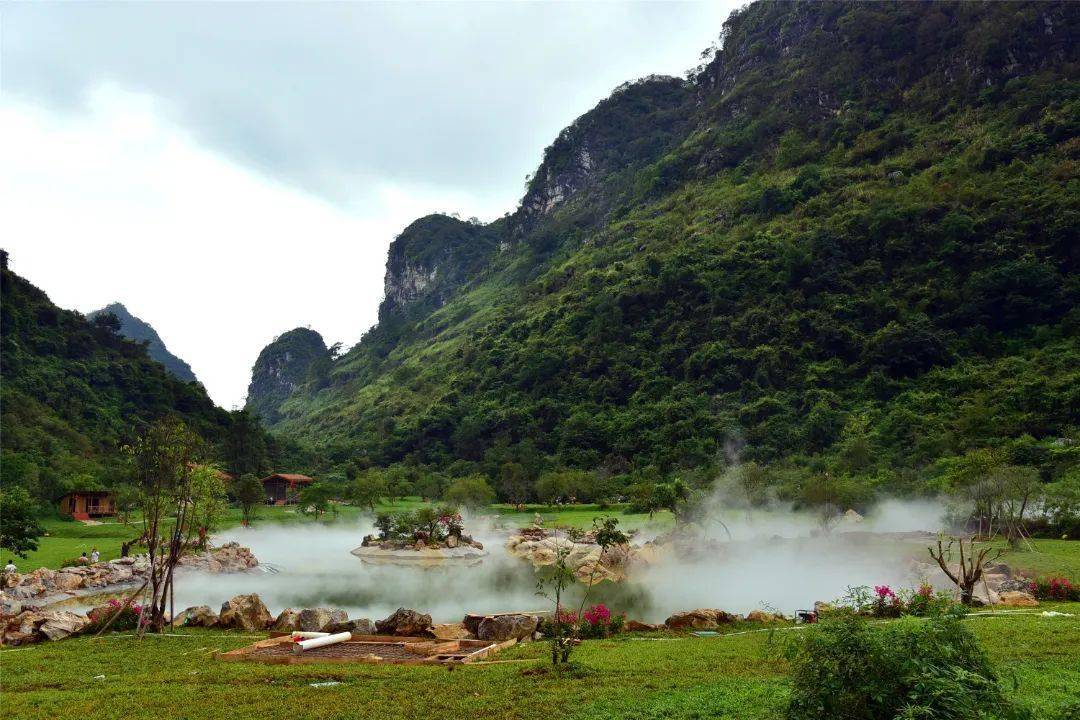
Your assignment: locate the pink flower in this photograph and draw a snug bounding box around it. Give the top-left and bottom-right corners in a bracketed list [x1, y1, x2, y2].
[874, 585, 896, 599]
[583, 604, 612, 625]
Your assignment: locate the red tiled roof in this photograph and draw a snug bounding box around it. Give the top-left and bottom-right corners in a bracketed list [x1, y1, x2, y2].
[261, 473, 314, 484]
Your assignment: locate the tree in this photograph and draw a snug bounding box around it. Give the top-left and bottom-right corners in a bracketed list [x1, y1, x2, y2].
[234, 473, 264, 525]
[111, 483, 140, 524]
[221, 409, 268, 479]
[384, 465, 415, 505]
[350, 469, 388, 512]
[928, 536, 1004, 606]
[299, 481, 336, 519]
[415, 474, 444, 501]
[734, 462, 769, 508]
[129, 418, 227, 632]
[444, 475, 495, 509]
[0, 486, 45, 558]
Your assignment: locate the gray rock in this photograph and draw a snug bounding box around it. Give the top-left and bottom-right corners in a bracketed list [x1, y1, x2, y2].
[476, 614, 539, 641]
[271, 608, 302, 632]
[375, 607, 432, 636]
[218, 594, 272, 631]
[178, 605, 219, 628]
[299, 607, 348, 632]
[326, 618, 374, 635]
[38, 611, 90, 641]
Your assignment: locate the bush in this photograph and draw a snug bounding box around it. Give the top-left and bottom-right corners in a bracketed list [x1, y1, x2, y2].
[1028, 576, 1078, 602]
[85, 599, 144, 633]
[840, 584, 965, 619]
[784, 612, 1027, 720]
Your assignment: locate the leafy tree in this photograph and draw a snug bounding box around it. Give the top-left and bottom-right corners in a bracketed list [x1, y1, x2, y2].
[129, 418, 227, 631]
[221, 409, 268, 479]
[234, 473, 265, 525]
[443, 475, 495, 509]
[0, 486, 45, 558]
[299, 481, 336, 519]
[350, 469, 388, 512]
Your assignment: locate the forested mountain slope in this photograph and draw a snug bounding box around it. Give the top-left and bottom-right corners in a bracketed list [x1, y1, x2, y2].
[0, 253, 230, 503]
[87, 302, 198, 383]
[253, 1, 1079, 499]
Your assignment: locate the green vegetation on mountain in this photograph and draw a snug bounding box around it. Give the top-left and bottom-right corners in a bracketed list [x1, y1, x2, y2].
[246, 327, 331, 425]
[254, 1, 1079, 506]
[87, 302, 198, 383]
[0, 253, 231, 504]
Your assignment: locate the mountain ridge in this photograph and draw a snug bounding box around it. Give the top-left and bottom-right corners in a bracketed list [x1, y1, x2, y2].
[87, 302, 198, 383]
[249, 0, 1079, 499]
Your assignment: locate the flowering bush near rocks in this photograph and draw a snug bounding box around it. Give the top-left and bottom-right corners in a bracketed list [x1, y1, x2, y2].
[839, 584, 965, 619]
[85, 599, 144, 633]
[1029, 576, 1078, 601]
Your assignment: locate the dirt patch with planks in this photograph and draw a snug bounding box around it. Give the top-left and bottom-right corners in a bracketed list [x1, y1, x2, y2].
[216, 633, 517, 665]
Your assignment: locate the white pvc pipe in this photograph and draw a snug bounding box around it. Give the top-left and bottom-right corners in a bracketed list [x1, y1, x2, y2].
[293, 631, 352, 653]
[290, 631, 330, 639]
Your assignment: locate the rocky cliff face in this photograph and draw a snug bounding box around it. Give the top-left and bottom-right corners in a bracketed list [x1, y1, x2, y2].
[245, 327, 327, 424]
[379, 214, 503, 320]
[514, 74, 692, 231]
[87, 302, 197, 382]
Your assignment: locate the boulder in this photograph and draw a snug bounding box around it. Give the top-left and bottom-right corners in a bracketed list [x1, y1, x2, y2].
[2, 572, 20, 589]
[53, 572, 84, 592]
[477, 614, 539, 642]
[997, 591, 1039, 607]
[471, 540, 484, 550]
[218, 594, 272, 631]
[745, 610, 787, 624]
[624, 619, 661, 632]
[430, 622, 472, 640]
[38, 611, 90, 641]
[178, 605, 219, 628]
[446, 535, 459, 548]
[270, 608, 302, 632]
[327, 618, 375, 635]
[375, 607, 432, 636]
[665, 609, 723, 630]
[299, 607, 348, 632]
[463, 613, 486, 636]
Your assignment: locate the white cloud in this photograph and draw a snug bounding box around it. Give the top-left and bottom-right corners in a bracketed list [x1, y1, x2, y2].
[0, 85, 501, 409]
[1, 2, 742, 411]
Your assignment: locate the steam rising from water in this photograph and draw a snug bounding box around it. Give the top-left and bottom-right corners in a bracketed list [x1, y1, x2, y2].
[168, 500, 949, 623]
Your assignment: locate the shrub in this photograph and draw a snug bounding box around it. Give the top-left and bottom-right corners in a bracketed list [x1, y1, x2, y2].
[1028, 576, 1078, 602]
[840, 584, 965, 618]
[85, 599, 144, 633]
[784, 612, 1028, 720]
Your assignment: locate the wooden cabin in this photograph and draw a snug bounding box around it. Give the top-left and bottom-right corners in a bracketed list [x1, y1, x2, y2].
[261, 473, 314, 505]
[58, 491, 116, 520]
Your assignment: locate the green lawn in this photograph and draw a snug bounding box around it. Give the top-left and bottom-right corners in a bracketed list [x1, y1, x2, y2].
[2, 607, 1077, 720]
[14, 519, 144, 573]
[990, 539, 1080, 583]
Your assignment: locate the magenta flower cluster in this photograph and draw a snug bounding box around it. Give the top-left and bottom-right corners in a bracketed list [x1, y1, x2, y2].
[874, 585, 896, 600]
[583, 604, 612, 626]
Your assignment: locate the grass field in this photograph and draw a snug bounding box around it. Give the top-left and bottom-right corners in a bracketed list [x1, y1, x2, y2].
[2, 606, 1077, 720]
[991, 539, 1080, 583]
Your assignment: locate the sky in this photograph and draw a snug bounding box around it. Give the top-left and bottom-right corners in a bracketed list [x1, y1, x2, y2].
[0, 1, 739, 410]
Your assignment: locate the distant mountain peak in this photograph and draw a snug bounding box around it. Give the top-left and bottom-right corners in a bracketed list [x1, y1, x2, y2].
[86, 302, 197, 383]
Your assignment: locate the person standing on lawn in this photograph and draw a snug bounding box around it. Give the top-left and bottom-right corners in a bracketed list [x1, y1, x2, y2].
[3, 559, 16, 575]
[90, 548, 100, 563]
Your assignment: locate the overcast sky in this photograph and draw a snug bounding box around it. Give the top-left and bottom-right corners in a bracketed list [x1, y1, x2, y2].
[1, 1, 738, 410]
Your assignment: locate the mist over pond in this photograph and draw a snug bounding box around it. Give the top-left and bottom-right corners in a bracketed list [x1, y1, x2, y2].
[165, 500, 949, 624]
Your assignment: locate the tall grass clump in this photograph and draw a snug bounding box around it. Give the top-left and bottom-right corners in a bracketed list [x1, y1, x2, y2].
[784, 611, 1028, 720]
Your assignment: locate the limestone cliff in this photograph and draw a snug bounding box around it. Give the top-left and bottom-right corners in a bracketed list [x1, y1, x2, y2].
[245, 327, 327, 424]
[379, 214, 502, 320]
